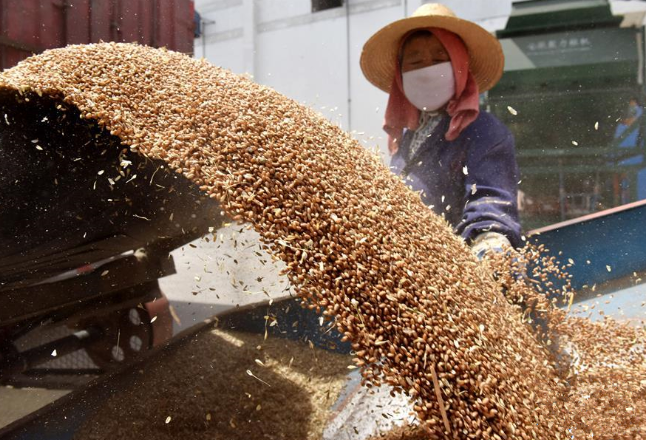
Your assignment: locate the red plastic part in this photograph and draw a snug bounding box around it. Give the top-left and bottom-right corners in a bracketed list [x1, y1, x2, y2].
[144, 293, 174, 347]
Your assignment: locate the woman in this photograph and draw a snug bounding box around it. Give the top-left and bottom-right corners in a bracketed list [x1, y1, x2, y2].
[360, 4, 521, 258]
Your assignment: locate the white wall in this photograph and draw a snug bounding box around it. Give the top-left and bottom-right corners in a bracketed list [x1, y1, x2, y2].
[195, 0, 414, 160]
[256, 14, 350, 128]
[348, 3, 406, 152]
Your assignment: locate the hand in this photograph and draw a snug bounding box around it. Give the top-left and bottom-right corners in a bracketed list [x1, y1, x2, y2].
[470, 232, 511, 261]
[472, 232, 526, 282]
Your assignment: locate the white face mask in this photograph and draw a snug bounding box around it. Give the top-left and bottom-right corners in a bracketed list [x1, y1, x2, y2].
[402, 62, 455, 112]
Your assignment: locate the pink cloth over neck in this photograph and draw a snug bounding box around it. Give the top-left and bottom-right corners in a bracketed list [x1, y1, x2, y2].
[383, 28, 480, 155]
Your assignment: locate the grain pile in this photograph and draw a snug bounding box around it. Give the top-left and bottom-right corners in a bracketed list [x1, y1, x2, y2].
[74, 328, 351, 440]
[558, 315, 646, 439]
[0, 42, 640, 438]
[488, 246, 646, 440]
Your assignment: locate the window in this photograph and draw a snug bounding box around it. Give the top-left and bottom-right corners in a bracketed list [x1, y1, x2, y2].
[312, 0, 343, 13]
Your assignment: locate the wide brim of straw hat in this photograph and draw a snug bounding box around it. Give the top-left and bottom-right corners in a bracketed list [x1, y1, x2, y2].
[360, 4, 504, 93]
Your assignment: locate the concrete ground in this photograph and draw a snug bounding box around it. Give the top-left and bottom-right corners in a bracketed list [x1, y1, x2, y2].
[0, 387, 69, 428]
[159, 223, 291, 333]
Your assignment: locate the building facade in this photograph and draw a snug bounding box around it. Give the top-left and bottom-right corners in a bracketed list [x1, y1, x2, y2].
[195, 0, 646, 161]
[193, 0, 513, 160]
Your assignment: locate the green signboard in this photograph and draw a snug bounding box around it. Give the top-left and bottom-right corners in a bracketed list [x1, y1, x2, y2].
[501, 27, 639, 71]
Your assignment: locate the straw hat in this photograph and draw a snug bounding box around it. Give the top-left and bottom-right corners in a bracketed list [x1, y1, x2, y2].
[360, 3, 504, 93]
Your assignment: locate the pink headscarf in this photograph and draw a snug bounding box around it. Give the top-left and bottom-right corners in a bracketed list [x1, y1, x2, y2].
[383, 28, 480, 155]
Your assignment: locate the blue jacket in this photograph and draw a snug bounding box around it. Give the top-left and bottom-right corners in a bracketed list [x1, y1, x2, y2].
[390, 111, 522, 247]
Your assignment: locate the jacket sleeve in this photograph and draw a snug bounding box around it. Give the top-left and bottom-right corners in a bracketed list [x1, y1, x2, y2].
[454, 131, 523, 247]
